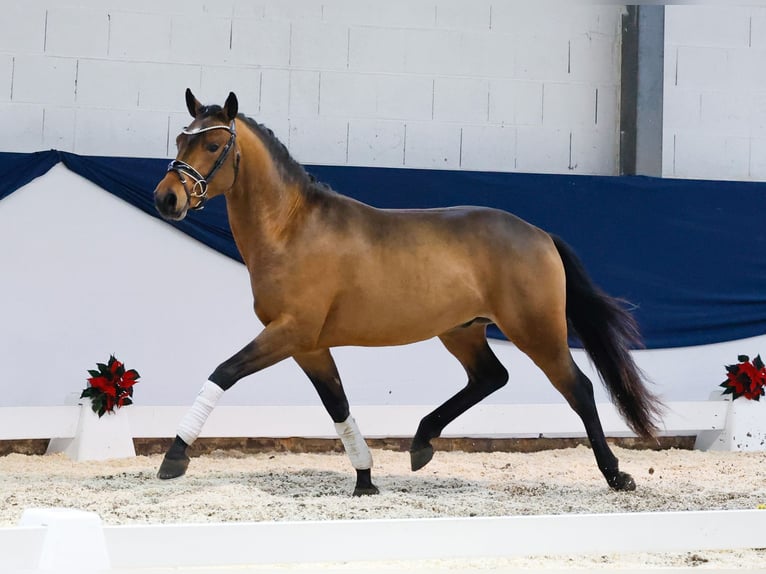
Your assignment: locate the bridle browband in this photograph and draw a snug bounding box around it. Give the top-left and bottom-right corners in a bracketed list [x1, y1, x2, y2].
[167, 120, 239, 211]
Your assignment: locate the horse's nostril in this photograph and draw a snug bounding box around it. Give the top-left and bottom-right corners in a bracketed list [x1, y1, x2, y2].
[163, 191, 177, 211]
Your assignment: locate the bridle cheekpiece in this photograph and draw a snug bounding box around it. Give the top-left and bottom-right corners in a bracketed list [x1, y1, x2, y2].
[167, 120, 238, 211]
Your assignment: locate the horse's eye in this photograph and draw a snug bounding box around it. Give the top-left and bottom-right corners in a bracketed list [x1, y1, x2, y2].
[207, 143, 220, 153]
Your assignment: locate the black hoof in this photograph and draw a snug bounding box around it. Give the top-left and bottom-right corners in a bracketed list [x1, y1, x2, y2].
[608, 471, 636, 491]
[409, 444, 434, 471]
[353, 484, 380, 496]
[157, 455, 190, 480]
[352, 468, 379, 496]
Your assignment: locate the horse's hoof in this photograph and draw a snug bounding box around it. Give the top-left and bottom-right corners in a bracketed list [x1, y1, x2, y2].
[157, 455, 190, 480]
[410, 444, 434, 471]
[352, 468, 379, 496]
[608, 471, 636, 491]
[353, 484, 380, 497]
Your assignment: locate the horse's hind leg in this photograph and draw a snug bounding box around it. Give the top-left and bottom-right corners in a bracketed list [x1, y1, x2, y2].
[505, 327, 635, 491]
[410, 323, 508, 471]
[294, 349, 379, 496]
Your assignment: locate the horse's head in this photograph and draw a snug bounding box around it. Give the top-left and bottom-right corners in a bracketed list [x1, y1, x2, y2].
[154, 89, 240, 221]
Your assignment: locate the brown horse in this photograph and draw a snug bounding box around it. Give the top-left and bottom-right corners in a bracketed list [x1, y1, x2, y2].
[153, 89, 663, 496]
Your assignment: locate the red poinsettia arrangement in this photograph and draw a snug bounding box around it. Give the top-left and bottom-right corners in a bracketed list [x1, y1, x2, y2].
[80, 355, 140, 417]
[720, 355, 765, 401]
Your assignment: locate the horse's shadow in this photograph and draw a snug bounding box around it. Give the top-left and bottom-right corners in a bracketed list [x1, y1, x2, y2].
[232, 469, 491, 499]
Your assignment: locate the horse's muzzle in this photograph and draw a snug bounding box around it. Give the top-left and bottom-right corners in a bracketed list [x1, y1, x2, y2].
[154, 185, 188, 221]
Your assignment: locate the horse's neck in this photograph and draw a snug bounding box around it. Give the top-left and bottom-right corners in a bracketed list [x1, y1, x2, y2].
[225, 170, 304, 266]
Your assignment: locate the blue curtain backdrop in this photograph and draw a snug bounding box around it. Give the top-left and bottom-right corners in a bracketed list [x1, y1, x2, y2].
[2, 150, 765, 350]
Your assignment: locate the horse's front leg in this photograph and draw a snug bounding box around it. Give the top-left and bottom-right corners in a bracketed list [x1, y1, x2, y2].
[294, 349, 378, 496]
[157, 320, 299, 480]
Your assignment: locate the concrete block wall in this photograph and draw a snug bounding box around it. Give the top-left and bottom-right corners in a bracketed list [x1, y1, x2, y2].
[664, 6, 766, 181]
[0, 0, 622, 175]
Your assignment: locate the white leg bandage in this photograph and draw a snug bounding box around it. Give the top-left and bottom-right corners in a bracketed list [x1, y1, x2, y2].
[334, 415, 373, 470]
[177, 381, 225, 446]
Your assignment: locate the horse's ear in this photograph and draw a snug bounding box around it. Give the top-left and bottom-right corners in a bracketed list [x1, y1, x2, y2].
[224, 92, 238, 121]
[185, 88, 202, 118]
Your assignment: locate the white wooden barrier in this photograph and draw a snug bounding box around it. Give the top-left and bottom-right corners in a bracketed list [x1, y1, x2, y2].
[1, 401, 763, 572]
[0, 401, 729, 442]
[3, 509, 765, 571]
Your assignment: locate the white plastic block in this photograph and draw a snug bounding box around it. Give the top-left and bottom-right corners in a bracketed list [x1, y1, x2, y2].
[569, 127, 618, 175]
[433, 77, 489, 123]
[230, 18, 291, 67]
[675, 46, 729, 90]
[139, 63, 202, 110]
[291, 22, 349, 70]
[662, 87, 702, 130]
[320, 72, 378, 118]
[515, 36, 570, 82]
[404, 122, 461, 169]
[169, 14, 232, 65]
[74, 109, 170, 158]
[323, 0, 435, 28]
[672, 131, 749, 180]
[103, 0, 192, 13]
[263, 0, 323, 22]
[374, 75, 433, 120]
[489, 79, 543, 126]
[11, 55, 76, 105]
[695, 398, 766, 451]
[42, 107, 76, 151]
[700, 91, 752, 136]
[726, 48, 766, 91]
[490, 2, 543, 34]
[748, 137, 766, 179]
[76, 59, 141, 109]
[543, 83, 597, 128]
[661, 131, 676, 177]
[46, 399, 135, 461]
[665, 6, 750, 49]
[436, 0, 491, 30]
[108, 11, 172, 61]
[0, 103, 43, 152]
[0, 56, 12, 102]
[44, 8, 109, 58]
[321, 73, 432, 120]
[595, 84, 619, 134]
[460, 125, 516, 172]
[349, 27, 408, 73]
[260, 69, 290, 117]
[751, 8, 766, 51]
[347, 119, 405, 167]
[0, 3, 45, 53]
[289, 117, 348, 165]
[515, 126, 571, 174]
[201, 67, 260, 114]
[569, 33, 620, 85]
[289, 71, 320, 117]
[401, 29, 456, 75]
[468, 32, 515, 78]
[664, 45, 678, 88]
[19, 508, 110, 571]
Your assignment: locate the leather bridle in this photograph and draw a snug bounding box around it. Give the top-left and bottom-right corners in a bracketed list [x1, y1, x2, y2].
[167, 120, 239, 211]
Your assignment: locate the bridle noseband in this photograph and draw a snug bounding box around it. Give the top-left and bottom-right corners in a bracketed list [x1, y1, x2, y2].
[167, 120, 238, 211]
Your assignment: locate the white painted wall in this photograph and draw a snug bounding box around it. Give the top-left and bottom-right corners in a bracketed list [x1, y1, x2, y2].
[0, 0, 621, 175]
[663, 5, 766, 181]
[2, 167, 762, 409]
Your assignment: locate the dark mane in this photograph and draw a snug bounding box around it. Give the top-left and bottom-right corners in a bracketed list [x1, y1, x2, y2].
[236, 114, 336, 201]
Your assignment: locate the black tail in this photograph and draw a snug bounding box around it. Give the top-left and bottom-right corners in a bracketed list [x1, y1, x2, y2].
[551, 235, 663, 438]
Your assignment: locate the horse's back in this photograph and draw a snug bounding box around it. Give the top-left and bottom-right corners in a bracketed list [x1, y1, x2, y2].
[307, 198, 562, 347]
